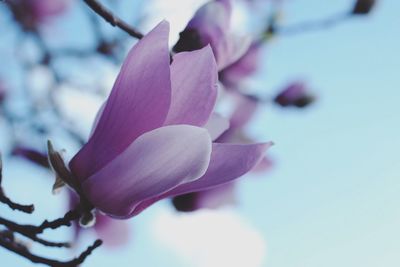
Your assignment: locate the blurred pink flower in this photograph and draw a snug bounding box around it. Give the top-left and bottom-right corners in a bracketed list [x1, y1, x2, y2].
[69, 21, 271, 219]
[220, 42, 263, 89]
[173, 0, 250, 70]
[8, 0, 70, 30]
[274, 81, 315, 108]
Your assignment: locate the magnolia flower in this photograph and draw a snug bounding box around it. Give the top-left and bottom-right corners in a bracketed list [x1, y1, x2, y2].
[173, 0, 250, 70]
[66, 21, 271, 219]
[8, 0, 70, 30]
[274, 81, 315, 108]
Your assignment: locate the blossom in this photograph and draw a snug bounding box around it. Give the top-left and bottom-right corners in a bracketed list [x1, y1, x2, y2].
[173, 0, 250, 70]
[8, 0, 70, 30]
[274, 81, 315, 108]
[68, 21, 271, 219]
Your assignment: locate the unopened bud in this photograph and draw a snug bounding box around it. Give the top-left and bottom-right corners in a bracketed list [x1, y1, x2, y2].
[352, 0, 376, 15]
[274, 81, 315, 108]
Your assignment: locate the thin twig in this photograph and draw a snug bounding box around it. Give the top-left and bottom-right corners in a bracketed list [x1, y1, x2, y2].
[276, 12, 351, 36]
[0, 233, 102, 267]
[0, 217, 70, 248]
[35, 209, 81, 234]
[0, 190, 34, 214]
[83, 0, 144, 39]
[0, 156, 35, 213]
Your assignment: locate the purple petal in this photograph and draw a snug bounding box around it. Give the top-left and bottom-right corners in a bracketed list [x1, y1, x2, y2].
[173, 0, 249, 70]
[82, 125, 212, 218]
[164, 46, 217, 126]
[131, 142, 271, 216]
[188, 0, 249, 69]
[203, 113, 230, 140]
[230, 94, 259, 129]
[171, 142, 272, 193]
[88, 101, 106, 138]
[252, 156, 274, 173]
[30, 0, 70, 19]
[70, 21, 172, 181]
[188, 1, 231, 35]
[215, 34, 251, 70]
[221, 42, 262, 87]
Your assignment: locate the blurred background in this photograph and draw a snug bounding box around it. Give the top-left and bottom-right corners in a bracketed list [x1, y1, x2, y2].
[0, 0, 399, 266]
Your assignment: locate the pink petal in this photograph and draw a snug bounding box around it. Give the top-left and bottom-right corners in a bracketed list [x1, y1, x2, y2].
[230, 94, 259, 129]
[169, 142, 272, 193]
[131, 142, 272, 216]
[188, 1, 231, 34]
[216, 34, 251, 70]
[164, 46, 217, 126]
[221, 42, 262, 87]
[203, 113, 230, 140]
[88, 102, 106, 138]
[82, 125, 212, 218]
[252, 156, 274, 173]
[70, 21, 172, 181]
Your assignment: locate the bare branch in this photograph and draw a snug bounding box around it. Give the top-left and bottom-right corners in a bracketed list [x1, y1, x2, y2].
[0, 232, 102, 267]
[83, 0, 144, 39]
[0, 190, 34, 214]
[276, 13, 350, 36]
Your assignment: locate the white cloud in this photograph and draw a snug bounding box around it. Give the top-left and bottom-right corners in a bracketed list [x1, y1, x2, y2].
[151, 208, 267, 267]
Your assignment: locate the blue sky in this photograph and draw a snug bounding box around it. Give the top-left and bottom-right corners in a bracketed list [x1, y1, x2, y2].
[0, 0, 399, 266]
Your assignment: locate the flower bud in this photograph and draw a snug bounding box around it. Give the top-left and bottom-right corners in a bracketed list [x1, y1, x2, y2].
[352, 0, 376, 15]
[274, 81, 315, 108]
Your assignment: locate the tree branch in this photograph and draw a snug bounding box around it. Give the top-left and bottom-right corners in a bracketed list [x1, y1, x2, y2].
[0, 216, 70, 248]
[82, 0, 144, 39]
[0, 155, 35, 213]
[276, 13, 351, 36]
[0, 232, 102, 267]
[0, 189, 35, 214]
